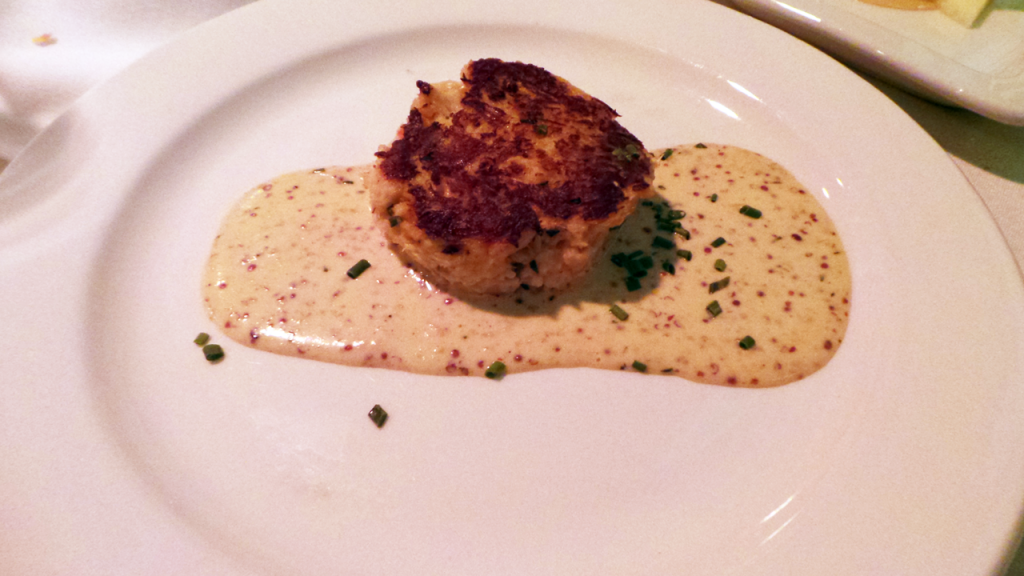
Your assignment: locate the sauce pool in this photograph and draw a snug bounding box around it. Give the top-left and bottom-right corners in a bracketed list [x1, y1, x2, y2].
[203, 144, 851, 387]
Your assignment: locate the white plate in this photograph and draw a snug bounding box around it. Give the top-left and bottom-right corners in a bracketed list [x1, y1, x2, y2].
[722, 0, 1024, 125]
[1, 0, 1023, 574]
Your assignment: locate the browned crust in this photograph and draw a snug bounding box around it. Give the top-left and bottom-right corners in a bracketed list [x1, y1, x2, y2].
[374, 58, 652, 253]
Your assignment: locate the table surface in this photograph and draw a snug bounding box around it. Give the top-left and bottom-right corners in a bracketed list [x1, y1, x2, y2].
[1, 1, 1022, 574]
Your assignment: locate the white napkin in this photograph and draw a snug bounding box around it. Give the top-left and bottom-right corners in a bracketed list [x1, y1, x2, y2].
[0, 0, 256, 159]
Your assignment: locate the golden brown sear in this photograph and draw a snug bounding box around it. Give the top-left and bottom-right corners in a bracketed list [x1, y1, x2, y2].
[370, 58, 653, 296]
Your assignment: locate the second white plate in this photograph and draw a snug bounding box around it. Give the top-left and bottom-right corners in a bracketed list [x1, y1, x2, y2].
[724, 0, 1024, 125]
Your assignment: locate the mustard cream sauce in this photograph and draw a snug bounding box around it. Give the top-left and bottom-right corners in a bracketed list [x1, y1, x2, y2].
[203, 144, 850, 386]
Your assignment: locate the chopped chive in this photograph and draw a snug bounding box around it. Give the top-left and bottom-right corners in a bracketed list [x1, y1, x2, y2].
[706, 300, 723, 317]
[710, 193, 718, 203]
[667, 210, 685, 220]
[625, 276, 642, 292]
[368, 404, 388, 428]
[611, 252, 626, 267]
[529, 260, 539, 273]
[661, 148, 674, 161]
[652, 236, 674, 250]
[485, 361, 507, 379]
[709, 276, 731, 293]
[662, 261, 675, 275]
[657, 220, 680, 233]
[739, 336, 756, 350]
[638, 255, 654, 269]
[627, 250, 644, 260]
[388, 216, 402, 227]
[625, 258, 646, 276]
[610, 304, 629, 321]
[675, 228, 691, 240]
[613, 144, 641, 162]
[711, 237, 726, 248]
[313, 168, 326, 174]
[677, 249, 692, 261]
[632, 360, 648, 372]
[194, 332, 210, 346]
[739, 205, 762, 219]
[695, 143, 707, 149]
[346, 259, 371, 279]
[626, 266, 648, 278]
[534, 124, 548, 136]
[714, 259, 727, 272]
[641, 200, 654, 206]
[202, 344, 225, 363]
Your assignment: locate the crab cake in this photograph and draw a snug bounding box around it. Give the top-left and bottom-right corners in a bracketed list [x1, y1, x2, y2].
[369, 58, 654, 296]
